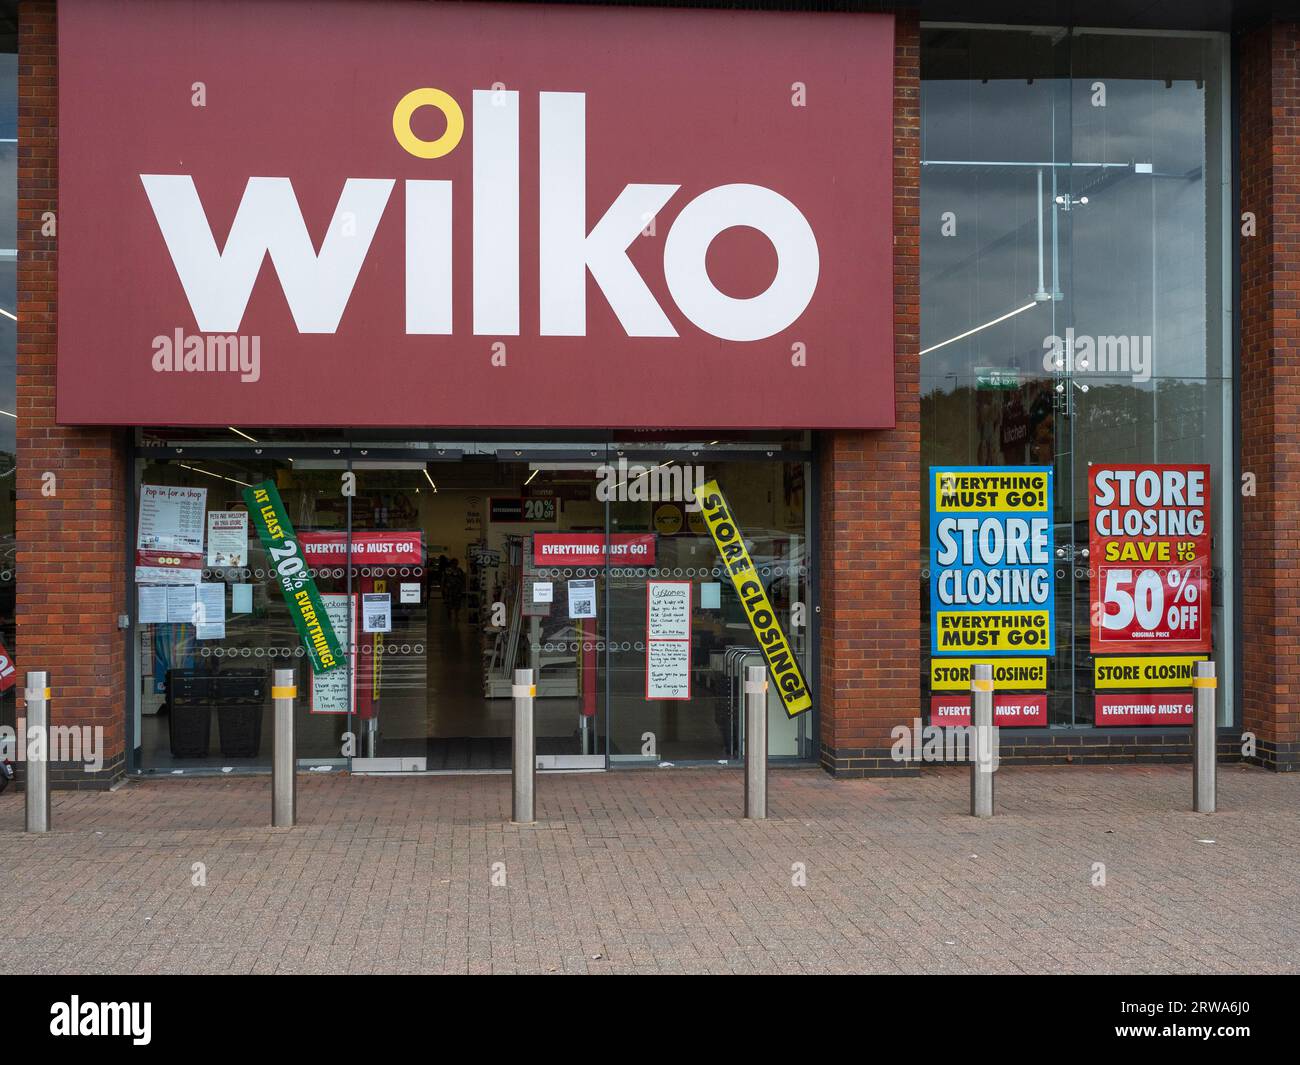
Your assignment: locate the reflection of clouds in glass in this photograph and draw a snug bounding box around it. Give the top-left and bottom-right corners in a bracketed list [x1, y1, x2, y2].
[922, 172, 1063, 387]
[922, 47, 1212, 394]
[923, 78, 1065, 164]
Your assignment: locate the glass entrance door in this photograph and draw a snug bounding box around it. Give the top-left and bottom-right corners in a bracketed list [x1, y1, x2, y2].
[347, 452, 608, 771]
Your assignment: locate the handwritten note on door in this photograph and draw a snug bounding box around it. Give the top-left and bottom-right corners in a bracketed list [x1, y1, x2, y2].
[646, 581, 691, 700]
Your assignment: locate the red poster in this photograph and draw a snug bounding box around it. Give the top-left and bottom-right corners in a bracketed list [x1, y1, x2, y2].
[929, 695, 1047, 728]
[56, 0, 895, 430]
[0, 638, 16, 693]
[1088, 464, 1211, 654]
[533, 533, 655, 568]
[1094, 693, 1194, 727]
[299, 531, 423, 566]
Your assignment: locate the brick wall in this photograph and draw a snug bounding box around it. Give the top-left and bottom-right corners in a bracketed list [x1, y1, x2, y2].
[817, 8, 920, 776]
[1238, 20, 1300, 772]
[17, 0, 128, 789]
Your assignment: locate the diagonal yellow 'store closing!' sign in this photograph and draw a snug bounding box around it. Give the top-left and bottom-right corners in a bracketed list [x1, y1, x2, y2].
[694, 479, 812, 717]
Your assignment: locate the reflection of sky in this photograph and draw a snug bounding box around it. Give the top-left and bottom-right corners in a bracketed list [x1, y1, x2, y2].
[921, 38, 1219, 395]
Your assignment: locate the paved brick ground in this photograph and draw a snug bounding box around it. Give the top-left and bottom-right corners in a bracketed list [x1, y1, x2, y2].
[1, 764, 1296, 974]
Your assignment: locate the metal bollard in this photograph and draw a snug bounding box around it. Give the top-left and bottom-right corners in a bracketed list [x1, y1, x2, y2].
[1192, 660, 1217, 813]
[969, 663, 995, 818]
[512, 668, 536, 824]
[24, 671, 50, 834]
[744, 665, 768, 819]
[271, 668, 297, 827]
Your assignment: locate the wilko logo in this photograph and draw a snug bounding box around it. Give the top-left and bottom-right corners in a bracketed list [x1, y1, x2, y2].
[142, 91, 820, 343]
[58, 0, 895, 428]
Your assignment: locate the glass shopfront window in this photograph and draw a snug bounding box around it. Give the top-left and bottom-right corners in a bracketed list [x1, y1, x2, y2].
[921, 26, 1233, 727]
[130, 436, 814, 772]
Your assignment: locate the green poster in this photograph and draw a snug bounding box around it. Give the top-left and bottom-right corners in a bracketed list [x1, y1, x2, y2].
[242, 480, 345, 674]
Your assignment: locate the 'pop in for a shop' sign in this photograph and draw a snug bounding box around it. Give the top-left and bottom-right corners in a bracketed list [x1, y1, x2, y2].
[929, 466, 1055, 656]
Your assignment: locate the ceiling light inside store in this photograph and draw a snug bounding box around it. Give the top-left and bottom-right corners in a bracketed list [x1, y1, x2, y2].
[920, 301, 1038, 357]
[178, 462, 251, 488]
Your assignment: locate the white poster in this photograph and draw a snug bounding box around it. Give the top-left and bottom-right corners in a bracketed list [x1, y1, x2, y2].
[137, 485, 207, 553]
[206, 510, 249, 567]
[313, 594, 355, 714]
[646, 640, 690, 700]
[647, 581, 691, 639]
[231, 583, 254, 614]
[646, 581, 692, 700]
[532, 581, 554, 604]
[165, 585, 196, 624]
[400, 582, 421, 604]
[567, 579, 597, 619]
[137, 585, 167, 624]
[195, 583, 226, 640]
[362, 592, 392, 633]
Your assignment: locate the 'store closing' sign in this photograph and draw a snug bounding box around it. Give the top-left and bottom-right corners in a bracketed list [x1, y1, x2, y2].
[1088, 464, 1211, 653]
[929, 467, 1055, 656]
[694, 479, 811, 717]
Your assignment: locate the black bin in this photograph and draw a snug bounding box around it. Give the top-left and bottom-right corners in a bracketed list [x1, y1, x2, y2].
[214, 668, 267, 758]
[167, 669, 215, 758]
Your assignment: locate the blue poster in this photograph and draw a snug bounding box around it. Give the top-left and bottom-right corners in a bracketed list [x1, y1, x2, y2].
[929, 465, 1055, 656]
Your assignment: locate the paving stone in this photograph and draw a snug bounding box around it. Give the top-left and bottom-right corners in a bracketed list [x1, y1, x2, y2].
[0, 764, 1295, 974]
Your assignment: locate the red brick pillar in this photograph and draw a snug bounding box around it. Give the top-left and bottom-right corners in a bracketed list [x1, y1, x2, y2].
[17, 0, 129, 787]
[818, 9, 920, 776]
[1238, 21, 1300, 771]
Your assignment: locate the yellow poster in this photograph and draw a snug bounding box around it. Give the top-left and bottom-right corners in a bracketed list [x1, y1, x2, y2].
[694, 480, 811, 717]
[1094, 655, 1207, 688]
[930, 658, 1047, 691]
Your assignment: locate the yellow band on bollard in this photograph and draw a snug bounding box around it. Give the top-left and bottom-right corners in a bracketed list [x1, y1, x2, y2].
[1191, 677, 1217, 689]
[271, 685, 297, 699]
[511, 684, 537, 698]
[971, 679, 994, 692]
[23, 688, 51, 701]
